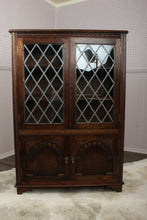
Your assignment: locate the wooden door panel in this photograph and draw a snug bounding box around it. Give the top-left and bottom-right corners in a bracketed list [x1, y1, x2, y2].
[76, 144, 112, 175]
[71, 135, 119, 182]
[17, 37, 69, 129]
[20, 136, 69, 181]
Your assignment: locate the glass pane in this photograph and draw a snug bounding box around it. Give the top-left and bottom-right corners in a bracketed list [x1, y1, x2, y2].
[75, 44, 115, 124]
[23, 43, 64, 124]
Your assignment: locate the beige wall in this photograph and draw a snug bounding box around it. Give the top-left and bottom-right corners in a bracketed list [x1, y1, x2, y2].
[0, 0, 55, 158]
[56, 0, 147, 70]
[0, 0, 147, 158]
[0, 68, 14, 158]
[125, 71, 147, 153]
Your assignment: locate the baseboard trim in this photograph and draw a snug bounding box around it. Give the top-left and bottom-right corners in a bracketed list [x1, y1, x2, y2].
[0, 150, 14, 159]
[125, 146, 147, 154]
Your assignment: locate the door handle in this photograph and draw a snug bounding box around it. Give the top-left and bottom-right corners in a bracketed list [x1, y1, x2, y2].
[64, 157, 69, 165]
[64, 157, 75, 165]
[71, 157, 75, 164]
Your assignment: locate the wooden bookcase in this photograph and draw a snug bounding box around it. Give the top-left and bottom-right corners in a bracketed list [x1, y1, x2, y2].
[9, 29, 128, 194]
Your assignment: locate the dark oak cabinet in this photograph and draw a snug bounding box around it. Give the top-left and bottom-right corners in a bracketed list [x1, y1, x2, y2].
[9, 29, 128, 194]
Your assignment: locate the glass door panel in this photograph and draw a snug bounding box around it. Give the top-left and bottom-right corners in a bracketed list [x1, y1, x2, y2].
[23, 43, 64, 124]
[75, 44, 115, 124]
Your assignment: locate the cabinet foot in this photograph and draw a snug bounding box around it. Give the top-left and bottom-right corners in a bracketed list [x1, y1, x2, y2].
[17, 187, 32, 194]
[107, 184, 122, 192]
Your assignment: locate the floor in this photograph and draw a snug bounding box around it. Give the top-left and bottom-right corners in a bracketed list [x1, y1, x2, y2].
[0, 152, 147, 172]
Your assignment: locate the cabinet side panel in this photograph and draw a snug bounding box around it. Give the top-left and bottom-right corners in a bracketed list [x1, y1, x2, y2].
[11, 33, 21, 185]
[119, 33, 127, 183]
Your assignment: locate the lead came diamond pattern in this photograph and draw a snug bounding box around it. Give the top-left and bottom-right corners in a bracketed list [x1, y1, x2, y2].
[24, 43, 64, 124]
[76, 44, 115, 123]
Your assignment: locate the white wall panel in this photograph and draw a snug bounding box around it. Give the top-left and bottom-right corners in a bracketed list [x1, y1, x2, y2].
[0, 69, 14, 158]
[56, 0, 147, 71]
[0, 0, 55, 68]
[125, 72, 147, 153]
[0, 0, 55, 157]
[0, 0, 13, 67]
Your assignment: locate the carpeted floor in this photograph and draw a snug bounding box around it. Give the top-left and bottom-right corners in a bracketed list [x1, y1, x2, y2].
[0, 159, 147, 220]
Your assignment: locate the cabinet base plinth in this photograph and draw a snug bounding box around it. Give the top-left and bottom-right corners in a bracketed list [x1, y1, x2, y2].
[16, 183, 123, 194]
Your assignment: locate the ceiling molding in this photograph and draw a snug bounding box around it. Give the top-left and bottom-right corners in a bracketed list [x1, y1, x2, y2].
[43, 0, 88, 8]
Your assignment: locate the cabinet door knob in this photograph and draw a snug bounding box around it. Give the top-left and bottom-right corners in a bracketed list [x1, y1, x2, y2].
[71, 157, 75, 164]
[64, 157, 69, 165]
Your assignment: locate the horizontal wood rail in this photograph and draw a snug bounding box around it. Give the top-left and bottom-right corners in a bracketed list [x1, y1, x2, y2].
[19, 129, 119, 136]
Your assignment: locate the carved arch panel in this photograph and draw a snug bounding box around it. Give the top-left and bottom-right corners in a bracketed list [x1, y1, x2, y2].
[22, 138, 66, 180]
[75, 140, 113, 176]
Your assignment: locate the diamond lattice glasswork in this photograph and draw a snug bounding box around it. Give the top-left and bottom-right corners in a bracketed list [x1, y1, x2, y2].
[76, 44, 115, 124]
[23, 43, 64, 124]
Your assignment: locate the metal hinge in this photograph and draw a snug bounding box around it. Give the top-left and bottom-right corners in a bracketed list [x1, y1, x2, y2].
[120, 47, 122, 55]
[17, 45, 18, 54]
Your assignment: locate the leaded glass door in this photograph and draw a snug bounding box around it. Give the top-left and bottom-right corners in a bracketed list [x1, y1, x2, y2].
[17, 38, 69, 128]
[70, 38, 121, 128]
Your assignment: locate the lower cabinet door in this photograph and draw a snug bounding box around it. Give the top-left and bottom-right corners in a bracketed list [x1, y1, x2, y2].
[20, 136, 69, 182]
[19, 134, 120, 186]
[70, 135, 119, 183]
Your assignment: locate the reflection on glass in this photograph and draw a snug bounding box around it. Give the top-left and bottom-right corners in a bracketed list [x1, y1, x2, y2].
[76, 44, 115, 124]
